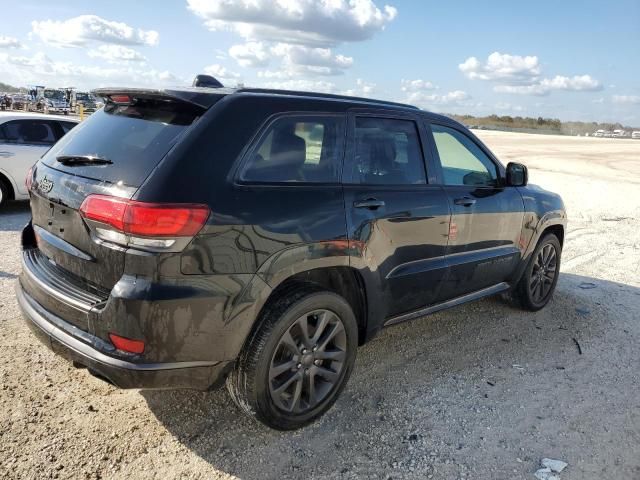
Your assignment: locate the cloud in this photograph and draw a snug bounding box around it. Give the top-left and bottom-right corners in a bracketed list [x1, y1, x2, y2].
[272, 43, 353, 69]
[187, 0, 397, 47]
[342, 78, 376, 97]
[612, 95, 640, 105]
[459, 52, 540, 83]
[88, 45, 147, 63]
[31, 15, 159, 48]
[0, 36, 23, 49]
[0, 51, 179, 89]
[401, 79, 436, 92]
[257, 79, 337, 93]
[461, 51, 602, 96]
[229, 42, 270, 67]
[405, 90, 471, 110]
[494, 102, 524, 112]
[254, 42, 354, 78]
[494, 75, 602, 95]
[203, 64, 241, 85]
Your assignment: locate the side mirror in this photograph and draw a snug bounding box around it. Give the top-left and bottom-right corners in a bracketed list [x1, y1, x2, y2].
[506, 162, 528, 186]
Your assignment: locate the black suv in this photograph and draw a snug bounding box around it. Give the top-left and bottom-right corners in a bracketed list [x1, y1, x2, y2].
[17, 86, 566, 430]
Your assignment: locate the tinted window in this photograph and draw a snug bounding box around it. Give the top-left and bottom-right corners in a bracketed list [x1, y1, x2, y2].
[0, 120, 57, 146]
[58, 121, 77, 135]
[41, 99, 200, 186]
[431, 124, 498, 186]
[350, 117, 426, 185]
[241, 116, 344, 183]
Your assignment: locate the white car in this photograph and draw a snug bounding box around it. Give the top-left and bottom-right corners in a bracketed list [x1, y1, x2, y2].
[632, 131, 640, 140]
[0, 112, 79, 207]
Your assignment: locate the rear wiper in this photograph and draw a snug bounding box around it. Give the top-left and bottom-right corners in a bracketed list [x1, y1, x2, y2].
[56, 155, 113, 166]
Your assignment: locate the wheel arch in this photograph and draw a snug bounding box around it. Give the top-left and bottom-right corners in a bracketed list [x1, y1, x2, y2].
[0, 170, 16, 202]
[540, 223, 564, 247]
[258, 266, 369, 346]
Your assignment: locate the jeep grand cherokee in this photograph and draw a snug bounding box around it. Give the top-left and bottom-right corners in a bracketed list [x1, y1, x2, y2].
[17, 86, 566, 430]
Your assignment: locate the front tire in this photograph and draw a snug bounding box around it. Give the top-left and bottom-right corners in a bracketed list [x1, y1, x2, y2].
[226, 288, 358, 430]
[511, 233, 562, 311]
[0, 179, 9, 208]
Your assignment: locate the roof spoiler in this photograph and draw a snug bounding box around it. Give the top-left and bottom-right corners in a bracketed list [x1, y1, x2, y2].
[92, 86, 229, 110]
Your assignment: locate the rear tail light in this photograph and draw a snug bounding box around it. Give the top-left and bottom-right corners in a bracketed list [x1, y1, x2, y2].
[79, 194, 209, 251]
[109, 333, 145, 354]
[109, 94, 131, 104]
[25, 166, 34, 191]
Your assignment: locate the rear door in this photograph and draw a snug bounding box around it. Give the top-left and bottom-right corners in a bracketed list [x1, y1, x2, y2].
[0, 119, 58, 197]
[344, 111, 451, 318]
[427, 122, 525, 299]
[30, 97, 202, 290]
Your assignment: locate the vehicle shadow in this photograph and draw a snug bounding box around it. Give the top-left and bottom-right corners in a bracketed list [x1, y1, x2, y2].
[0, 201, 31, 232]
[142, 273, 640, 479]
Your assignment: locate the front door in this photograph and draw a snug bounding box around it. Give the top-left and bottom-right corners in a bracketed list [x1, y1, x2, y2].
[428, 123, 525, 300]
[344, 113, 451, 318]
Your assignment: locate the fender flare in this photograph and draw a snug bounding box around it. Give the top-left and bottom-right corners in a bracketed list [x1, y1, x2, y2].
[0, 167, 21, 200]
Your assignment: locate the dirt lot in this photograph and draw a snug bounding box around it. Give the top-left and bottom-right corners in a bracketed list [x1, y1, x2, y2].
[1, 131, 639, 479]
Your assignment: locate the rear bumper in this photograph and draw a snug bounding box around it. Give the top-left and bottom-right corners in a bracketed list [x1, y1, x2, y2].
[16, 283, 232, 390]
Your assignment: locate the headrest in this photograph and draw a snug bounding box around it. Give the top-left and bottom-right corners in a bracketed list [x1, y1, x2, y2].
[19, 123, 49, 143]
[270, 128, 306, 168]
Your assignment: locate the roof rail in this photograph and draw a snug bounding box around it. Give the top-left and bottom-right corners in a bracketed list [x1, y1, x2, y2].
[235, 88, 419, 110]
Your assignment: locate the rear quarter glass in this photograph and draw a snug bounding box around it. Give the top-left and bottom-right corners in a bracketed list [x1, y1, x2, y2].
[40, 99, 202, 187]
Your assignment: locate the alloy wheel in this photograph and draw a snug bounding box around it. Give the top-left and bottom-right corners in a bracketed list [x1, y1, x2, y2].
[268, 309, 347, 414]
[529, 243, 558, 303]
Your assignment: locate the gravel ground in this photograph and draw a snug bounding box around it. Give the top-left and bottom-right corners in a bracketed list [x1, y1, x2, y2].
[1, 131, 639, 480]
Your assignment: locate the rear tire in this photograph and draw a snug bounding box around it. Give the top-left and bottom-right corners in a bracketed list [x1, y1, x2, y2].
[510, 233, 562, 311]
[226, 287, 358, 430]
[0, 179, 10, 208]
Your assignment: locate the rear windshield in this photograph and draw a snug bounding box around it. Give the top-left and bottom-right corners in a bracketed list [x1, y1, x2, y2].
[41, 98, 202, 187]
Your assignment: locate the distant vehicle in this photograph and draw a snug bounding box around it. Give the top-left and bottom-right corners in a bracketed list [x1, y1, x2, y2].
[612, 129, 629, 138]
[1, 94, 11, 111]
[0, 112, 78, 207]
[74, 91, 99, 114]
[10, 94, 29, 110]
[632, 131, 640, 139]
[40, 88, 71, 115]
[594, 130, 605, 137]
[603, 131, 614, 138]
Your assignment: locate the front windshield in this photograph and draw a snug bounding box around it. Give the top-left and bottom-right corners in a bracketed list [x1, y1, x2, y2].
[44, 90, 64, 101]
[76, 93, 91, 101]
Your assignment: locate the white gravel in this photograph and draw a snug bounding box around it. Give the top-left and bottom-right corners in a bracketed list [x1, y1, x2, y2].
[0, 131, 639, 479]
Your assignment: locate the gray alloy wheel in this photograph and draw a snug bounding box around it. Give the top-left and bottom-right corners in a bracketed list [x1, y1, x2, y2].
[268, 309, 347, 414]
[509, 233, 562, 311]
[529, 243, 558, 304]
[226, 288, 358, 430]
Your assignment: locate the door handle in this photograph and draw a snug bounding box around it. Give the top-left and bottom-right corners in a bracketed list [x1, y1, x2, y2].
[354, 198, 385, 210]
[454, 197, 476, 207]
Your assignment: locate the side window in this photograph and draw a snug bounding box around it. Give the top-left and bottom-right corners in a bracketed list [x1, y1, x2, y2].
[59, 121, 78, 135]
[241, 115, 344, 183]
[431, 124, 498, 187]
[350, 117, 426, 185]
[1, 120, 57, 146]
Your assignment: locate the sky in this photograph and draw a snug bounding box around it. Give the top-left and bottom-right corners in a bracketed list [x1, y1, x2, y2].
[0, 0, 639, 125]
